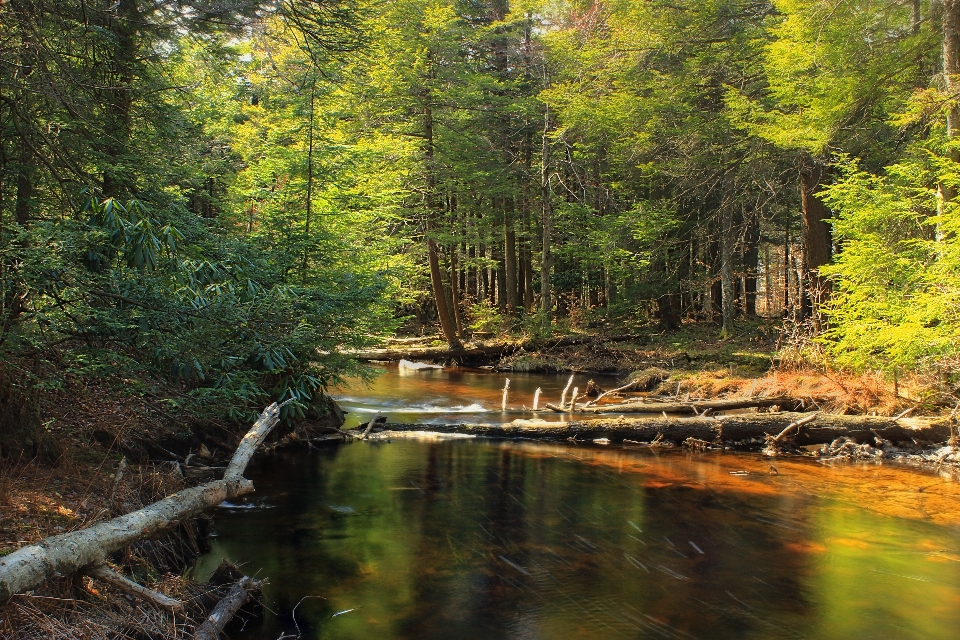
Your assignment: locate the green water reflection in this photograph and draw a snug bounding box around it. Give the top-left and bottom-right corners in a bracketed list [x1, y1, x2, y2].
[195, 440, 960, 639]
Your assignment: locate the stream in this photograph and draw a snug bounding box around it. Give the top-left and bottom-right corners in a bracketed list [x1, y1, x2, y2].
[194, 365, 960, 639]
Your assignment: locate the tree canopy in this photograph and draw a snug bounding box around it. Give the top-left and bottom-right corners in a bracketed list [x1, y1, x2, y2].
[3, 0, 960, 427]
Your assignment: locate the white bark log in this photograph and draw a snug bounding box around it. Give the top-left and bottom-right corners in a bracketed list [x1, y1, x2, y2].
[0, 403, 281, 601]
[224, 402, 280, 479]
[194, 576, 261, 640]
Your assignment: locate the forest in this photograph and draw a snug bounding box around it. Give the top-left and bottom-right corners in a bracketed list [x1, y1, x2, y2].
[3, 0, 959, 432]
[3, 0, 960, 637]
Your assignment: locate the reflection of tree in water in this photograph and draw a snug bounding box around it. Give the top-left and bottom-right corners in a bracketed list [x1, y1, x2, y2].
[201, 441, 960, 640]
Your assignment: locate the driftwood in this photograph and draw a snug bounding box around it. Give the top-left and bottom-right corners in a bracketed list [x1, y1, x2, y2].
[763, 412, 820, 456]
[0, 402, 282, 602]
[375, 412, 951, 445]
[194, 576, 262, 640]
[577, 395, 801, 414]
[350, 334, 645, 362]
[582, 380, 640, 407]
[87, 563, 184, 610]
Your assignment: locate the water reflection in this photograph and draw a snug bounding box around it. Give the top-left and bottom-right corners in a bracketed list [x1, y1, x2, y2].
[196, 441, 960, 639]
[331, 365, 621, 428]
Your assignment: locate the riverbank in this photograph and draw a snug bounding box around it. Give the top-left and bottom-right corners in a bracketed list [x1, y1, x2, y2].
[0, 372, 340, 637]
[365, 322, 951, 418]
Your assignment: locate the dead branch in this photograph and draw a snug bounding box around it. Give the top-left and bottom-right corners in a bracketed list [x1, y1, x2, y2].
[193, 576, 262, 640]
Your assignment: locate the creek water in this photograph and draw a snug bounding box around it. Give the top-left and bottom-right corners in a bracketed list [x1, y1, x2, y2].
[332, 364, 622, 428]
[195, 366, 960, 639]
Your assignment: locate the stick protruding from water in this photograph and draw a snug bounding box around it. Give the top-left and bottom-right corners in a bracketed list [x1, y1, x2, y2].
[560, 374, 574, 407]
[569, 387, 579, 411]
[502, 378, 511, 411]
[533, 387, 542, 411]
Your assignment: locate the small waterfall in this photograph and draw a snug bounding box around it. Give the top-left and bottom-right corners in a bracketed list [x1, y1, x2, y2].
[533, 387, 542, 410]
[501, 378, 511, 411]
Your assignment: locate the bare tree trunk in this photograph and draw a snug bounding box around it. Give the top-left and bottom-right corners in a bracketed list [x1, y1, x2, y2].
[764, 243, 773, 317]
[720, 202, 736, 337]
[423, 93, 462, 349]
[504, 199, 519, 314]
[540, 108, 553, 329]
[782, 219, 791, 317]
[799, 156, 832, 324]
[744, 206, 759, 317]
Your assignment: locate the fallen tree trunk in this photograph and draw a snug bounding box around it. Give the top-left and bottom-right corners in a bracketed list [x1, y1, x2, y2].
[581, 395, 802, 414]
[349, 334, 645, 362]
[375, 412, 950, 445]
[194, 576, 262, 640]
[0, 403, 282, 601]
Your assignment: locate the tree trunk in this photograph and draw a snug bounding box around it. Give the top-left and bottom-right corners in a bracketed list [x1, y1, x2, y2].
[504, 199, 519, 314]
[14, 138, 32, 227]
[540, 109, 553, 329]
[781, 219, 791, 317]
[423, 93, 462, 349]
[428, 239, 462, 349]
[720, 202, 736, 336]
[744, 207, 759, 317]
[449, 249, 464, 339]
[799, 156, 832, 323]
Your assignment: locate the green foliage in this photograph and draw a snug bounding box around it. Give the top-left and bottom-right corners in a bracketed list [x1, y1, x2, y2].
[819, 149, 960, 374]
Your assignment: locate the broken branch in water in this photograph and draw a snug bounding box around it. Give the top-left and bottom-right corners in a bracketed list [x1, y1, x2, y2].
[763, 412, 820, 456]
[193, 575, 263, 640]
[560, 375, 574, 408]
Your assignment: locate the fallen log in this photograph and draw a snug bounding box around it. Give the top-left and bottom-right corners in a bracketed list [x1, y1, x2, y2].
[87, 563, 184, 611]
[349, 334, 645, 362]
[194, 575, 262, 640]
[0, 402, 282, 602]
[374, 412, 950, 445]
[578, 395, 801, 414]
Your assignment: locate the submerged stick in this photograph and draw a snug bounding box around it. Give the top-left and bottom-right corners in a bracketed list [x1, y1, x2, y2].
[560, 375, 574, 407]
